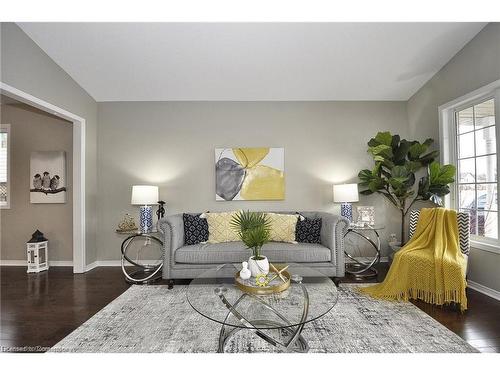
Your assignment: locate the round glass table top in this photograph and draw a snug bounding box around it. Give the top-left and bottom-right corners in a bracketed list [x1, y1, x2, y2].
[186, 263, 338, 329]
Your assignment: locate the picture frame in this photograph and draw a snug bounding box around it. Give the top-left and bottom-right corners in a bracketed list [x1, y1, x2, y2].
[30, 151, 67, 204]
[356, 206, 375, 226]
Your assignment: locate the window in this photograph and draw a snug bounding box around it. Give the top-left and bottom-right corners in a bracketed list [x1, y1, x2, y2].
[455, 99, 497, 240]
[0, 124, 10, 209]
[440, 81, 500, 253]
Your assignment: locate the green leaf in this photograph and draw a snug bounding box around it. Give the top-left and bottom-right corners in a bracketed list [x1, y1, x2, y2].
[391, 165, 409, 178]
[408, 142, 428, 160]
[358, 169, 373, 182]
[381, 159, 395, 169]
[429, 185, 451, 195]
[393, 140, 410, 165]
[369, 144, 393, 157]
[419, 150, 440, 165]
[404, 173, 416, 188]
[389, 177, 406, 189]
[374, 131, 393, 146]
[429, 162, 456, 185]
[418, 176, 430, 199]
[368, 179, 386, 192]
[423, 138, 434, 147]
[405, 160, 422, 173]
[391, 134, 401, 149]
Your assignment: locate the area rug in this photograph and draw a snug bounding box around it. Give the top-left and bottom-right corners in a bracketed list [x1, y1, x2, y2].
[50, 284, 477, 353]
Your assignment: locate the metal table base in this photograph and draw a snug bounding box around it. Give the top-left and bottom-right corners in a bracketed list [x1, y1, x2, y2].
[344, 226, 382, 280]
[216, 282, 310, 353]
[120, 233, 163, 284]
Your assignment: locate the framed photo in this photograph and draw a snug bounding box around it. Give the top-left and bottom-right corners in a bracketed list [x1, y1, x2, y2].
[356, 206, 375, 226]
[30, 151, 67, 204]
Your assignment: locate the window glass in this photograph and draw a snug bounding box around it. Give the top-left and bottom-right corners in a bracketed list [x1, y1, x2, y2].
[457, 107, 474, 134]
[456, 98, 498, 240]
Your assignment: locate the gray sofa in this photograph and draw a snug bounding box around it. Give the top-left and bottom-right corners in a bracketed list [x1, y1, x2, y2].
[158, 211, 349, 282]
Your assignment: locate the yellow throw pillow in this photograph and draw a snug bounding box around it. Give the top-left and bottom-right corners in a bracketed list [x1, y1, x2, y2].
[204, 211, 240, 243]
[267, 213, 299, 243]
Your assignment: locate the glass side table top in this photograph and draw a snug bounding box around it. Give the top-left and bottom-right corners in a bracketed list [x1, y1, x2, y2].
[186, 263, 338, 330]
[348, 224, 385, 231]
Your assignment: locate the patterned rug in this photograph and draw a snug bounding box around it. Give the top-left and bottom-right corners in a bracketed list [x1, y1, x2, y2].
[50, 284, 477, 353]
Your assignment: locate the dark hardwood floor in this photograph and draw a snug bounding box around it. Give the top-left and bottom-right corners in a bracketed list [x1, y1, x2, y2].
[1, 264, 499, 353]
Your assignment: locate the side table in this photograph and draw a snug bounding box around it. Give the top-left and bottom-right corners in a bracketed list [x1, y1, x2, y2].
[117, 230, 164, 284]
[343, 225, 383, 280]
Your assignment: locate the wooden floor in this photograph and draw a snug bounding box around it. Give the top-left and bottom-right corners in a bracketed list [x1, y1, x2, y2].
[1, 264, 499, 353]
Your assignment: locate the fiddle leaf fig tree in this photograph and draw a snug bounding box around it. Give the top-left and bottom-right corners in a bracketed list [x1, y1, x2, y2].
[358, 131, 456, 243]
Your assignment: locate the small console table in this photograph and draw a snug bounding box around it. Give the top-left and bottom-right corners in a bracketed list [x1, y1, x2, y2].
[343, 225, 383, 279]
[117, 230, 164, 284]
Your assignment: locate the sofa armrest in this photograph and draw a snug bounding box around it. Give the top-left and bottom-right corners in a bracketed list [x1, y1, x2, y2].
[317, 212, 349, 276]
[158, 214, 184, 279]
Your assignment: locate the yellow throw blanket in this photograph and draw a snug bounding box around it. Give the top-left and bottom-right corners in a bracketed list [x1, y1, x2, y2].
[359, 208, 467, 311]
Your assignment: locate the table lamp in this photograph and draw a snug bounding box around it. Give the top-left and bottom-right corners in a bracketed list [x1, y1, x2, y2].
[333, 183, 359, 222]
[131, 185, 159, 233]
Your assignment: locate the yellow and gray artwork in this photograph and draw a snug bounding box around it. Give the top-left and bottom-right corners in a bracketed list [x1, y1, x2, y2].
[215, 148, 284, 201]
[30, 151, 67, 204]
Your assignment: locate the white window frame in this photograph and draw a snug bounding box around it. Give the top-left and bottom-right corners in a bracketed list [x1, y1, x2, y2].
[0, 123, 11, 209]
[439, 79, 500, 255]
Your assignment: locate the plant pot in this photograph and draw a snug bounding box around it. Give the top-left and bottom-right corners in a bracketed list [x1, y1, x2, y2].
[248, 256, 269, 277]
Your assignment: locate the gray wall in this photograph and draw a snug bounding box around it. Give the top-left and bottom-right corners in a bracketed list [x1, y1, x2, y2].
[407, 22, 500, 292]
[1, 103, 73, 261]
[97, 101, 408, 260]
[0, 23, 98, 265]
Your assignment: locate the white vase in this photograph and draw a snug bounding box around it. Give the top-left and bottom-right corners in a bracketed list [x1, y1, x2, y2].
[239, 261, 251, 280]
[248, 256, 269, 277]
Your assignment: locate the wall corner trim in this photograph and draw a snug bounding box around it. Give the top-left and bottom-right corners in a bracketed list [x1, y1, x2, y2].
[84, 261, 99, 272]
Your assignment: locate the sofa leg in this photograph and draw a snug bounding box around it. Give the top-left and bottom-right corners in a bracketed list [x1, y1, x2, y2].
[167, 279, 174, 289]
[332, 277, 341, 287]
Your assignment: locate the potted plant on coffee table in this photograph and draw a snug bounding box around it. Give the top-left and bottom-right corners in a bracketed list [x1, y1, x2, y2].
[230, 210, 272, 277]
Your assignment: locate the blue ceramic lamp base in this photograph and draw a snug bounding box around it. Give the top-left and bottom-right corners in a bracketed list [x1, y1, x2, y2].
[139, 205, 154, 233]
[340, 202, 353, 222]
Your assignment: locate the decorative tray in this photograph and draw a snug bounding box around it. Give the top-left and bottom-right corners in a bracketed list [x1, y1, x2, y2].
[235, 269, 291, 295]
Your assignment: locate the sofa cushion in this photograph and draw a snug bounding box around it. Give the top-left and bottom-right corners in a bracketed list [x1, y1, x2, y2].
[174, 241, 331, 264]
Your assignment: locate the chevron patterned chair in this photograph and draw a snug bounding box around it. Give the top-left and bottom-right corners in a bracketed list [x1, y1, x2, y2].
[408, 209, 471, 274]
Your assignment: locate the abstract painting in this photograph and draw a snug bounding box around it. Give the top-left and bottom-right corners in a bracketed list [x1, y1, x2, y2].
[30, 151, 67, 204]
[215, 147, 284, 201]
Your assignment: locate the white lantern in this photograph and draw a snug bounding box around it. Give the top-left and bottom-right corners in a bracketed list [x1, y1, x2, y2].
[26, 230, 49, 273]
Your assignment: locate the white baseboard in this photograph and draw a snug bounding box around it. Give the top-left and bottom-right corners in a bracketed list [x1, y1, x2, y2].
[84, 260, 159, 271]
[2, 259, 158, 270]
[95, 260, 122, 267]
[467, 280, 500, 301]
[0, 260, 73, 267]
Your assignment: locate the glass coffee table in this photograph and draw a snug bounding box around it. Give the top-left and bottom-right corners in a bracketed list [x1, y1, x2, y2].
[187, 263, 338, 353]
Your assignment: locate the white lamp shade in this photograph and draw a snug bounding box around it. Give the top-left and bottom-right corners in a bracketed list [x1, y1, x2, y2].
[131, 185, 159, 205]
[333, 183, 359, 203]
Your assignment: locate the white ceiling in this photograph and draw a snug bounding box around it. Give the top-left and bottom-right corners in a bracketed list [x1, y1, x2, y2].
[18, 22, 486, 101]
